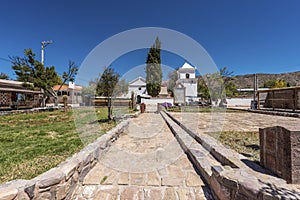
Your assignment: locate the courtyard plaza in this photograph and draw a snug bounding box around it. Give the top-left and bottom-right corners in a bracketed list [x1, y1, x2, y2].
[72, 110, 300, 199]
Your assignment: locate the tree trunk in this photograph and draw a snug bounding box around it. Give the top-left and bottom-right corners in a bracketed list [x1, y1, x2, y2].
[63, 95, 68, 112]
[42, 94, 46, 107]
[46, 88, 59, 107]
[54, 96, 58, 106]
[107, 97, 112, 120]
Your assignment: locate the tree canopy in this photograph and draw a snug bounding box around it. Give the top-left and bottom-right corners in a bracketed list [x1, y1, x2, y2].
[146, 37, 162, 97]
[58, 61, 78, 90]
[11, 49, 61, 93]
[82, 79, 98, 96]
[167, 69, 178, 97]
[264, 79, 289, 88]
[0, 72, 9, 80]
[10, 48, 78, 106]
[96, 67, 120, 120]
[114, 78, 128, 96]
[198, 67, 238, 103]
[96, 67, 120, 97]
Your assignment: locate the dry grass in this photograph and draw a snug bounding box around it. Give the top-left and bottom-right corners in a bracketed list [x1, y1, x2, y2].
[208, 131, 260, 162]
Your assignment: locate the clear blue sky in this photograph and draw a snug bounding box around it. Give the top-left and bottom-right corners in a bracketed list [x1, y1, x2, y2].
[1, 0, 300, 82]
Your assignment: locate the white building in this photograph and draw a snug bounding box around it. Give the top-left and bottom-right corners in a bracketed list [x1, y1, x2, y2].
[127, 77, 147, 98]
[175, 62, 198, 103]
[52, 82, 82, 104]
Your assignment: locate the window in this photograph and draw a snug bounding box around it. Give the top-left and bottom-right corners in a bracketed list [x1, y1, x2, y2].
[26, 94, 34, 100]
[62, 91, 69, 96]
[186, 73, 190, 79]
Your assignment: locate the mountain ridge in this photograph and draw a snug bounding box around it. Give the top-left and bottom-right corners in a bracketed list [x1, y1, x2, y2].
[232, 71, 300, 88]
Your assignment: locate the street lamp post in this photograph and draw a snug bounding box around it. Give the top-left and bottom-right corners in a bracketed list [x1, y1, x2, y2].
[41, 40, 53, 65]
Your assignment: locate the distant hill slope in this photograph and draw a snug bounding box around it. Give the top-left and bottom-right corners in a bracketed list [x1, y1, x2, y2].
[233, 71, 300, 88]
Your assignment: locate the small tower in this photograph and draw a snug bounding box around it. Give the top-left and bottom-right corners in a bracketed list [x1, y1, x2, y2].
[176, 62, 198, 102]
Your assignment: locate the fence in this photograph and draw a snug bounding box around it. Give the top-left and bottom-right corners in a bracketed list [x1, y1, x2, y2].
[257, 86, 300, 112]
[93, 97, 131, 107]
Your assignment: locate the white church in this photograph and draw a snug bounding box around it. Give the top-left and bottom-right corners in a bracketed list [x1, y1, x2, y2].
[126, 62, 198, 105]
[174, 62, 198, 104]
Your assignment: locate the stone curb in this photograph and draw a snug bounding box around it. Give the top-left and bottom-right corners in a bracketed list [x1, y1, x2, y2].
[229, 108, 300, 118]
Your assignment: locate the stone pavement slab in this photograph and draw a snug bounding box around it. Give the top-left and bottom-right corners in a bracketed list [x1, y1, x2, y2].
[71, 113, 212, 199]
[171, 111, 300, 133]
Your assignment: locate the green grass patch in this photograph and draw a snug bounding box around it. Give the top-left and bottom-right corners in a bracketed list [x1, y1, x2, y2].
[207, 131, 260, 162]
[0, 107, 130, 183]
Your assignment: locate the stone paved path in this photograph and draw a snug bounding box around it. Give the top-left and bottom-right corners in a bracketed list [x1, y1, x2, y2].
[71, 113, 212, 200]
[171, 111, 300, 133]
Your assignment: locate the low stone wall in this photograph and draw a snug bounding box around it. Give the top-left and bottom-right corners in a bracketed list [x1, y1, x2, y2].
[0, 117, 133, 200]
[203, 135, 300, 200]
[198, 136, 300, 200]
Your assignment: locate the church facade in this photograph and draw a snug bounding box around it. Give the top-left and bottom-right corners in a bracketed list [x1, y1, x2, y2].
[175, 62, 198, 103]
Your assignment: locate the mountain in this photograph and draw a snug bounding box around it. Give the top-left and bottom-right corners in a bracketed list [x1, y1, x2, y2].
[232, 71, 300, 88]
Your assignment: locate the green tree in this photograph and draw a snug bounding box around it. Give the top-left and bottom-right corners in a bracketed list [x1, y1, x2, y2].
[263, 80, 276, 88]
[198, 67, 237, 105]
[114, 78, 128, 96]
[167, 70, 178, 97]
[96, 67, 120, 120]
[10, 49, 78, 106]
[82, 79, 97, 96]
[146, 37, 162, 97]
[263, 79, 289, 88]
[56, 61, 78, 91]
[219, 66, 237, 98]
[275, 79, 288, 88]
[225, 81, 238, 97]
[0, 72, 9, 80]
[197, 77, 210, 99]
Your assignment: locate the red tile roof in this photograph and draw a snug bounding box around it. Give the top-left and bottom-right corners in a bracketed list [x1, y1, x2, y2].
[53, 85, 69, 91]
[52, 84, 82, 91]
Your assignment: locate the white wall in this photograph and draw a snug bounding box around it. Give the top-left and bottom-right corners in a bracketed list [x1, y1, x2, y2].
[127, 86, 147, 97]
[226, 98, 252, 107]
[179, 72, 196, 79]
[141, 98, 174, 105]
[183, 82, 197, 97]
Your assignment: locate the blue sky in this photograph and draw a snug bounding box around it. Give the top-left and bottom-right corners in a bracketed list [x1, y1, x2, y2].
[1, 0, 300, 83]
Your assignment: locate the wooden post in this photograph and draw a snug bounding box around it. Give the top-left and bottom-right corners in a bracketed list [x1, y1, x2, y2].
[253, 74, 257, 101]
[257, 91, 260, 110]
[272, 91, 275, 111]
[293, 88, 296, 112]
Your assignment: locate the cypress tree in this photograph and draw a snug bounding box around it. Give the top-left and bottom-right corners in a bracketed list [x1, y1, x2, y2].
[146, 37, 162, 97]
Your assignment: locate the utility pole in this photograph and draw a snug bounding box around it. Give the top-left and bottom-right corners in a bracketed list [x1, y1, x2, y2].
[40, 40, 53, 107]
[251, 73, 258, 109]
[41, 40, 53, 65]
[253, 73, 257, 101]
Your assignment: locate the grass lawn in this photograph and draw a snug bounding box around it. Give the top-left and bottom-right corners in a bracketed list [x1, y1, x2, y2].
[0, 107, 121, 183]
[208, 131, 260, 162]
